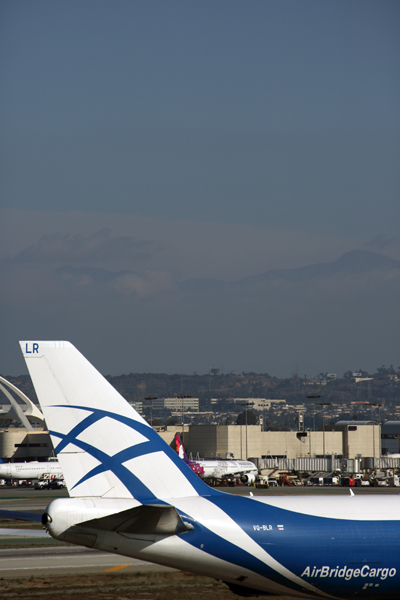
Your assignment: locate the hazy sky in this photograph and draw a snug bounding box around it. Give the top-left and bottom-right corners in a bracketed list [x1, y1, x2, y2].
[1, 1, 399, 378]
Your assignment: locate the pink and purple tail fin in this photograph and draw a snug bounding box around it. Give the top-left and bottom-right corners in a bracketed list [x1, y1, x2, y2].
[175, 433, 191, 464]
[174, 434, 204, 477]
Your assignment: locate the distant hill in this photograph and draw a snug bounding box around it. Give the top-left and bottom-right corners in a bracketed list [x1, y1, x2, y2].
[56, 265, 135, 283]
[56, 250, 400, 294]
[177, 250, 400, 293]
[236, 250, 400, 285]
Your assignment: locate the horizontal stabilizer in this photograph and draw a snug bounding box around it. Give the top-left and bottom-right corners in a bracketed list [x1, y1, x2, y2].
[79, 504, 194, 536]
[0, 509, 43, 523]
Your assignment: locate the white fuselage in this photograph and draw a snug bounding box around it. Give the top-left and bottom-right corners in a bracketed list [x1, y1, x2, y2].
[196, 459, 258, 479]
[44, 495, 312, 598]
[0, 461, 63, 480]
[44, 492, 400, 600]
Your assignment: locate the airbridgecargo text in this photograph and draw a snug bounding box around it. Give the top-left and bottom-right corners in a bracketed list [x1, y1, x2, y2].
[301, 566, 396, 581]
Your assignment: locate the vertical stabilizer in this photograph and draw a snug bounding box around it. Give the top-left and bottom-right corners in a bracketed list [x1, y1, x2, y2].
[175, 433, 190, 463]
[20, 341, 210, 500]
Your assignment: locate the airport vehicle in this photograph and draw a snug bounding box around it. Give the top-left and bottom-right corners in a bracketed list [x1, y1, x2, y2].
[34, 480, 48, 489]
[34, 478, 66, 490]
[0, 459, 63, 481]
[13, 341, 400, 599]
[174, 433, 258, 483]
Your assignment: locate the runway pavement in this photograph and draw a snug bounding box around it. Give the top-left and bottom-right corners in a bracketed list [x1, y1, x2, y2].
[0, 544, 177, 578]
[0, 486, 68, 509]
[1, 483, 400, 504]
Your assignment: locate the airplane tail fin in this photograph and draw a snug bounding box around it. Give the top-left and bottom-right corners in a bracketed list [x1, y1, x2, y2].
[174, 433, 191, 464]
[20, 341, 212, 501]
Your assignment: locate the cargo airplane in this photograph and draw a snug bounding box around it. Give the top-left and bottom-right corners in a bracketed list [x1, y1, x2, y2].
[174, 433, 258, 483]
[5, 341, 400, 599]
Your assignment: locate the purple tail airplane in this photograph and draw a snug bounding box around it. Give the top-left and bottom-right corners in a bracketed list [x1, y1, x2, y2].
[174, 434, 205, 477]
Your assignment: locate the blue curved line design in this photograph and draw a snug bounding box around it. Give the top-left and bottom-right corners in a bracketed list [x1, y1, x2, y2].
[71, 440, 154, 490]
[49, 405, 213, 498]
[48, 430, 159, 500]
[179, 515, 309, 596]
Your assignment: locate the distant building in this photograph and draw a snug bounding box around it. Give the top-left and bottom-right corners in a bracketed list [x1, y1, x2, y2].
[129, 401, 143, 414]
[381, 421, 400, 455]
[210, 397, 237, 405]
[0, 429, 52, 461]
[211, 398, 287, 410]
[182, 421, 380, 461]
[334, 421, 380, 460]
[151, 397, 199, 412]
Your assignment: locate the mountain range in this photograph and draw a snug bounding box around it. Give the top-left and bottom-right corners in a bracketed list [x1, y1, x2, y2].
[55, 249, 400, 296]
[179, 250, 400, 294]
[236, 250, 400, 285]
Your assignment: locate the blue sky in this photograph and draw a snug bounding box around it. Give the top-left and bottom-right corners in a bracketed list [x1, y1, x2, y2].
[1, 1, 399, 377]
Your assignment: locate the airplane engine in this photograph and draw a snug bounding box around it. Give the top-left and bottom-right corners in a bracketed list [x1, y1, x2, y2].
[240, 473, 256, 485]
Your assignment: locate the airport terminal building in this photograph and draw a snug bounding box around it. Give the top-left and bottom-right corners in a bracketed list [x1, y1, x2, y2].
[0, 421, 382, 463]
[158, 421, 381, 462]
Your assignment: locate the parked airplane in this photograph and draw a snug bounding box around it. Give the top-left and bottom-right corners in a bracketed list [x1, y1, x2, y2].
[13, 341, 400, 599]
[0, 459, 63, 481]
[174, 434, 205, 477]
[174, 433, 258, 483]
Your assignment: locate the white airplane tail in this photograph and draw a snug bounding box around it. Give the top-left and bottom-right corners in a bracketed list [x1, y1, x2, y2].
[20, 341, 210, 500]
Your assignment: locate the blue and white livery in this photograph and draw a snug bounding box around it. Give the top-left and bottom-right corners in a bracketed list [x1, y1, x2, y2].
[20, 341, 400, 599]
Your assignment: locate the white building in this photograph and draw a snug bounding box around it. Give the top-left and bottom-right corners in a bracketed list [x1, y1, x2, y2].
[151, 397, 199, 412]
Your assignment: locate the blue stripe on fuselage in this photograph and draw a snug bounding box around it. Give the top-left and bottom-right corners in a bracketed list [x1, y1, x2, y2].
[176, 505, 309, 596]
[188, 493, 400, 599]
